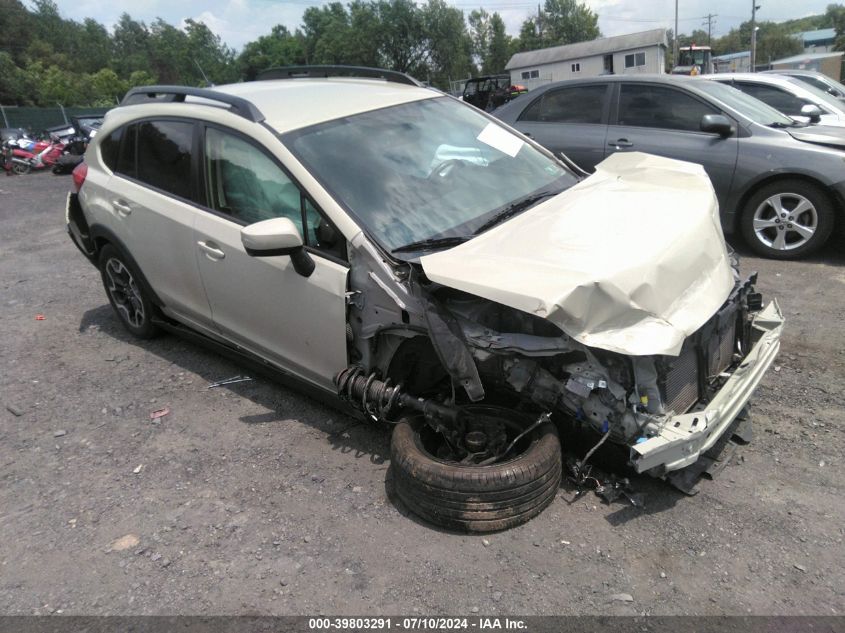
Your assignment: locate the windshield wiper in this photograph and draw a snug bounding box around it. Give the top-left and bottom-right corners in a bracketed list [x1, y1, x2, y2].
[473, 190, 559, 235]
[391, 235, 470, 254]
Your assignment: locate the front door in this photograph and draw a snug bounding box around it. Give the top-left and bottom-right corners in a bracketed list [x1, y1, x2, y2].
[192, 126, 348, 390]
[607, 82, 739, 207]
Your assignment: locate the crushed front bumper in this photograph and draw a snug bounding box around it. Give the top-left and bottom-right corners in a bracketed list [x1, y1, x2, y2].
[630, 299, 784, 474]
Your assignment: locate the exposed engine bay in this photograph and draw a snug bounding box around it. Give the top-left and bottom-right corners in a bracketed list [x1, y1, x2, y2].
[337, 230, 779, 480]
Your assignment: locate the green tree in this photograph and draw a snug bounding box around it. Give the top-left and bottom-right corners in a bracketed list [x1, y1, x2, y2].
[0, 0, 34, 65]
[487, 13, 511, 73]
[90, 68, 127, 105]
[540, 0, 599, 46]
[374, 0, 427, 74]
[112, 14, 152, 78]
[238, 25, 306, 80]
[421, 0, 473, 85]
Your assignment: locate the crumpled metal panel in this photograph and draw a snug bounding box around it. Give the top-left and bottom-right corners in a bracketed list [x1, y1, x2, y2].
[421, 152, 735, 357]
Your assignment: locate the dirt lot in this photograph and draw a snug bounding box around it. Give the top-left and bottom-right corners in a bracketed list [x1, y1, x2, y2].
[1, 172, 843, 616]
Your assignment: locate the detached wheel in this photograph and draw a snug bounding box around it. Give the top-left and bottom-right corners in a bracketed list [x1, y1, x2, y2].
[98, 244, 160, 339]
[391, 406, 561, 532]
[740, 180, 834, 259]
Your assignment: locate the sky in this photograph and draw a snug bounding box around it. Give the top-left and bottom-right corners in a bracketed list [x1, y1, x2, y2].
[54, 0, 836, 51]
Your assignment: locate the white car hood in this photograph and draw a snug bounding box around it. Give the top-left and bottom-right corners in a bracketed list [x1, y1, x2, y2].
[420, 152, 735, 357]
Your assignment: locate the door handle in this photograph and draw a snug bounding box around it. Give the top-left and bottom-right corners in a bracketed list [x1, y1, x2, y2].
[197, 241, 225, 260]
[520, 130, 534, 139]
[609, 139, 634, 148]
[112, 199, 132, 215]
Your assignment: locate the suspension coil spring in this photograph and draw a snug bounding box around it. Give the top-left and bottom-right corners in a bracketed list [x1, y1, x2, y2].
[334, 367, 403, 421]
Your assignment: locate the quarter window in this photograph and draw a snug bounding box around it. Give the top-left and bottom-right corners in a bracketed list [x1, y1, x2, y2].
[136, 120, 193, 200]
[617, 84, 717, 132]
[519, 85, 607, 124]
[99, 127, 122, 172]
[116, 124, 137, 177]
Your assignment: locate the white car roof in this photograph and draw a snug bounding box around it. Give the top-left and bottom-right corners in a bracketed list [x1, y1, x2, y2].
[212, 78, 438, 133]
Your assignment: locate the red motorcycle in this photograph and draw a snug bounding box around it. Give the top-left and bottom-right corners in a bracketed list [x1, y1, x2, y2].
[3, 134, 65, 175]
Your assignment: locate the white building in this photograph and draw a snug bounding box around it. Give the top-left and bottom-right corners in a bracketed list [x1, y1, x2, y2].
[506, 28, 668, 90]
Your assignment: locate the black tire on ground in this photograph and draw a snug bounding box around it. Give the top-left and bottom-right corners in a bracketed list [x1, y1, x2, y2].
[11, 162, 30, 175]
[98, 244, 160, 339]
[390, 410, 562, 532]
[740, 179, 835, 259]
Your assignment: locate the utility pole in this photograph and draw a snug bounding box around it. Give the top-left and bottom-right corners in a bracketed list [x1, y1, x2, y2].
[702, 13, 717, 45]
[673, 0, 679, 69]
[751, 1, 760, 72]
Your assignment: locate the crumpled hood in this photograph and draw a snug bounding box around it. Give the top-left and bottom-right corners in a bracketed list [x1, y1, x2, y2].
[421, 152, 735, 357]
[787, 125, 845, 150]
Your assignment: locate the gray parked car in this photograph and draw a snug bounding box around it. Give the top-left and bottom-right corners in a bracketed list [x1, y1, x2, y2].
[494, 75, 844, 259]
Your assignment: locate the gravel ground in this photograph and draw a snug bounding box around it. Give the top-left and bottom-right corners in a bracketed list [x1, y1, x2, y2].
[1, 172, 843, 616]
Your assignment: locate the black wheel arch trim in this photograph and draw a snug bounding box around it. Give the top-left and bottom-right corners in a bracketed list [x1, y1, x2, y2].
[88, 224, 166, 308]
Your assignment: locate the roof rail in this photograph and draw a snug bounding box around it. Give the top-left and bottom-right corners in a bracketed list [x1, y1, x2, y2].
[120, 85, 265, 123]
[257, 65, 421, 87]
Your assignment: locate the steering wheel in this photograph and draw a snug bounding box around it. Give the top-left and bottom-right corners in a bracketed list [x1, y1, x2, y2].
[428, 159, 465, 180]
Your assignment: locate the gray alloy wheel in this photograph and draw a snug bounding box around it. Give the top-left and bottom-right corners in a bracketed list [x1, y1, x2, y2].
[741, 179, 835, 259]
[98, 244, 160, 339]
[752, 192, 818, 252]
[104, 257, 146, 328]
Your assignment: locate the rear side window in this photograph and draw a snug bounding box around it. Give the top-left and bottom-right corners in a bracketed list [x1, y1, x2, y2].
[733, 82, 812, 117]
[617, 84, 717, 131]
[135, 121, 194, 200]
[519, 85, 607, 124]
[99, 127, 122, 171]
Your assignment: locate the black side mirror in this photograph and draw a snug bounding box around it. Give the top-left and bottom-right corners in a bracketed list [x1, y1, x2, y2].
[700, 114, 733, 137]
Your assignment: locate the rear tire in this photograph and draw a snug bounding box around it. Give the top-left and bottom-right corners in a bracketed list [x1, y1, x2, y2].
[390, 409, 561, 532]
[98, 244, 160, 339]
[11, 162, 30, 175]
[740, 179, 835, 259]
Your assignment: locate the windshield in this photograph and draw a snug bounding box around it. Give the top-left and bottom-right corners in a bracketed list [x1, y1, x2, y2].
[284, 96, 576, 253]
[679, 49, 708, 66]
[696, 80, 795, 126]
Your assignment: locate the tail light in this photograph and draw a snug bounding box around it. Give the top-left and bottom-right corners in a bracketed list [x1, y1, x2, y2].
[72, 162, 87, 193]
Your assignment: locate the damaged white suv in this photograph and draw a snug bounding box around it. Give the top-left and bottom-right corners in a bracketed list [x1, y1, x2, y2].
[67, 67, 784, 532]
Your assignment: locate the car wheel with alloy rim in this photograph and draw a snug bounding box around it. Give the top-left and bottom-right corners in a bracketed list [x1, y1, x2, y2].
[740, 179, 834, 259]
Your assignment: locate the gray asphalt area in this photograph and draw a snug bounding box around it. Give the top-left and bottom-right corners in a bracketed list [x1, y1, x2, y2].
[1, 172, 843, 615]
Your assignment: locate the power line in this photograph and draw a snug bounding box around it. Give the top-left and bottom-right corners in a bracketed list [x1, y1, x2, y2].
[702, 13, 717, 44]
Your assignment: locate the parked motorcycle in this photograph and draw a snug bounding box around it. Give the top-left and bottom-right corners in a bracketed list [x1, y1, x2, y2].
[3, 134, 65, 175]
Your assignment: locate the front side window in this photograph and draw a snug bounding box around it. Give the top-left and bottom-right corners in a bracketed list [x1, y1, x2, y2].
[136, 120, 193, 200]
[519, 85, 607, 124]
[617, 84, 717, 131]
[285, 97, 577, 254]
[203, 127, 344, 258]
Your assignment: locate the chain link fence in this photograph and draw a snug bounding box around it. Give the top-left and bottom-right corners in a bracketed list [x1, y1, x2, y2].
[0, 105, 112, 134]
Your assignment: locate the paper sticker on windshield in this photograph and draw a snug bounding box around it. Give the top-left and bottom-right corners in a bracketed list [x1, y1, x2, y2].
[476, 123, 524, 157]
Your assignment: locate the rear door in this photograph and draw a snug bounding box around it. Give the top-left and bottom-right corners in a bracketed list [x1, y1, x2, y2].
[607, 82, 739, 206]
[104, 119, 213, 329]
[192, 125, 348, 389]
[513, 83, 611, 171]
